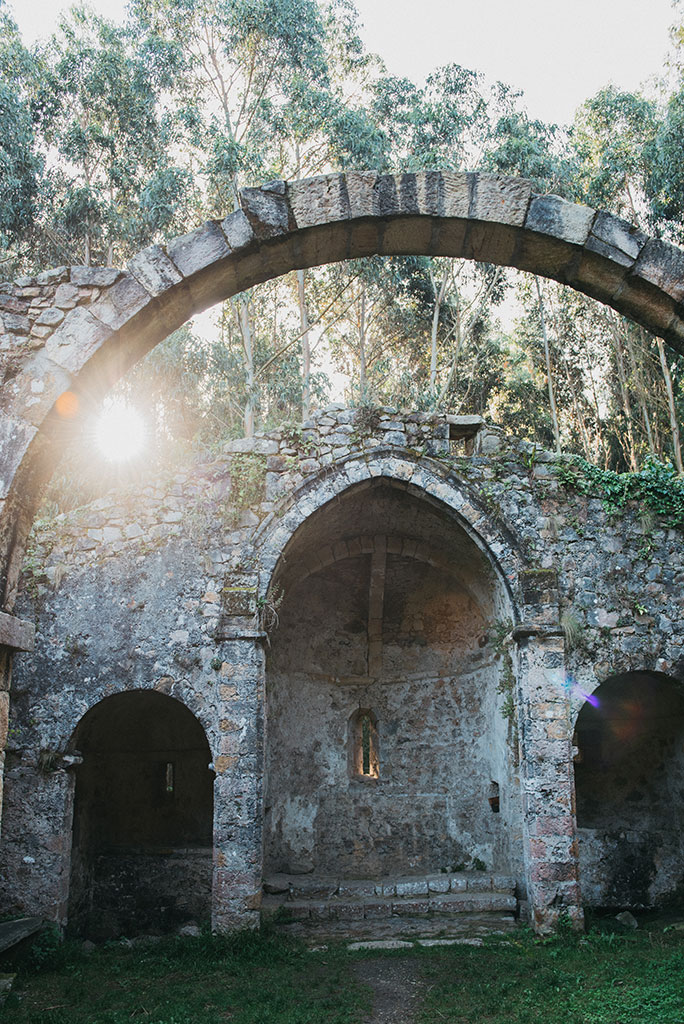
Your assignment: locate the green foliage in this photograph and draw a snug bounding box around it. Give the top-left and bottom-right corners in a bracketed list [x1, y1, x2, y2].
[573, 86, 658, 221]
[352, 403, 381, 435]
[492, 617, 513, 654]
[225, 454, 267, 527]
[27, 5, 196, 266]
[554, 454, 684, 527]
[0, 3, 42, 263]
[560, 609, 585, 650]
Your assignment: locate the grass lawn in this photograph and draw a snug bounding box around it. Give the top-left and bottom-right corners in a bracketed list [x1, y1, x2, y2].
[2, 918, 684, 1023]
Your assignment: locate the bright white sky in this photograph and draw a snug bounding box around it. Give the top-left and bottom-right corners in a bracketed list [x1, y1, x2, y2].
[11, 0, 678, 126]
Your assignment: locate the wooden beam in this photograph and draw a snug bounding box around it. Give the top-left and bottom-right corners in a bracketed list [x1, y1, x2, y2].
[367, 536, 386, 677]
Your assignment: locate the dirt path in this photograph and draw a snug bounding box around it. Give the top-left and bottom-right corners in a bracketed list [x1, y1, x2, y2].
[353, 956, 425, 1024]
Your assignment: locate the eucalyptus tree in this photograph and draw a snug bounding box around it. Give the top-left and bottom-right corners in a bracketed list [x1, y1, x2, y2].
[0, 2, 43, 270]
[31, 5, 195, 267]
[129, 0, 372, 433]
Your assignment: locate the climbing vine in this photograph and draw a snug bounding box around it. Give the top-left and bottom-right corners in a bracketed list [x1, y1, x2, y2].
[554, 455, 684, 528]
[224, 454, 267, 527]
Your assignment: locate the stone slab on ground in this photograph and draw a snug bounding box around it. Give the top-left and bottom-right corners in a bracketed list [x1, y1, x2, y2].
[348, 939, 413, 951]
[0, 917, 44, 954]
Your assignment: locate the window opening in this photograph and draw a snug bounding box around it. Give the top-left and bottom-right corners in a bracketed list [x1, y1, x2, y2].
[350, 709, 379, 780]
[165, 762, 175, 795]
[488, 780, 500, 813]
[361, 714, 372, 775]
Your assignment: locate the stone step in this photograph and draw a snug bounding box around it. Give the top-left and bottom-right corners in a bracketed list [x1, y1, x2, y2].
[266, 911, 518, 943]
[263, 871, 517, 902]
[262, 889, 517, 923]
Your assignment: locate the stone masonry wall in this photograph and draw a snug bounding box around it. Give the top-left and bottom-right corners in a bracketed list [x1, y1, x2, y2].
[1, 405, 684, 931]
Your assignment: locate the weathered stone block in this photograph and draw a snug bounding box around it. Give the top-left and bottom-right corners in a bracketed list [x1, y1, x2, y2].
[240, 180, 293, 239]
[53, 283, 80, 309]
[221, 585, 257, 617]
[35, 308, 65, 328]
[525, 195, 594, 245]
[585, 211, 646, 267]
[470, 174, 532, 226]
[89, 275, 151, 331]
[45, 306, 113, 375]
[224, 437, 278, 455]
[1, 313, 30, 335]
[0, 612, 35, 652]
[221, 210, 255, 250]
[632, 238, 684, 304]
[427, 875, 450, 893]
[127, 245, 183, 296]
[70, 266, 120, 287]
[168, 222, 231, 278]
[395, 878, 429, 897]
[289, 174, 351, 229]
[0, 411, 37, 499]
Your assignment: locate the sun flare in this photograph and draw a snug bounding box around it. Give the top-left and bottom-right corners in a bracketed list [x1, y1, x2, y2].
[95, 400, 146, 462]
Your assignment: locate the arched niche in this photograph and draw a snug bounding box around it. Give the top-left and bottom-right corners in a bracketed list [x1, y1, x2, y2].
[263, 476, 520, 882]
[574, 671, 684, 910]
[68, 689, 213, 938]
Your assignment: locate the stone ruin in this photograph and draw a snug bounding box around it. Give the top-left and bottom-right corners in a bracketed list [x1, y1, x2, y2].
[1, 171, 684, 938]
[1, 405, 683, 939]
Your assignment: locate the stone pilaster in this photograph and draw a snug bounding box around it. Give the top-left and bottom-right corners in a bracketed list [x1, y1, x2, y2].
[0, 761, 75, 925]
[0, 648, 10, 836]
[211, 631, 265, 932]
[515, 626, 583, 933]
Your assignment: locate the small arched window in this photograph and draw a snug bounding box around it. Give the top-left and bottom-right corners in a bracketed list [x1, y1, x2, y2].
[349, 708, 379, 780]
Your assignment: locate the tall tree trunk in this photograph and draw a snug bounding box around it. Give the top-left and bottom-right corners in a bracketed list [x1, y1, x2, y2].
[358, 286, 367, 399]
[429, 268, 448, 399]
[535, 277, 561, 454]
[610, 315, 638, 471]
[626, 327, 656, 456]
[236, 294, 254, 437]
[297, 268, 311, 422]
[657, 337, 684, 473]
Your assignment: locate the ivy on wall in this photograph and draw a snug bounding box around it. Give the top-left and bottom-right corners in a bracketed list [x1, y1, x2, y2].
[554, 456, 684, 528]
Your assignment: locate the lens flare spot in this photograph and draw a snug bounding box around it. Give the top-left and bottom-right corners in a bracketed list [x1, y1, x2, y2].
[56, 391, 79, 418]
[565, 675, 600, 707]
[95, 400, 145, 462]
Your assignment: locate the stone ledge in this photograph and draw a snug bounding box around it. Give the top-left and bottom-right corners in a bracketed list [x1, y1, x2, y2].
[0, 611, 34, 651]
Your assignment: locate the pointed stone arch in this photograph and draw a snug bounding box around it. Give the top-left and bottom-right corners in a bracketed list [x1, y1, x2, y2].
[253, 449, 526, 618]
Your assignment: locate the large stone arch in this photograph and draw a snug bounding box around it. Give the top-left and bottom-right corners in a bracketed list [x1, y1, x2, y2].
[3, 169, 684, 616]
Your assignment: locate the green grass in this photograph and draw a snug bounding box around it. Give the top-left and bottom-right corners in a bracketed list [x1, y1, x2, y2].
[3, 922, 684, 1024]
[1, 928, 368, 1024]
[416, 924, 684, 1023]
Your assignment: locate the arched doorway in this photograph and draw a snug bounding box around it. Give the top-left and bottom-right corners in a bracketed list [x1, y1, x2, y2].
[263, 477, 520, 883]
[68, 690, 213, 938]
[574, 671, 684, 909]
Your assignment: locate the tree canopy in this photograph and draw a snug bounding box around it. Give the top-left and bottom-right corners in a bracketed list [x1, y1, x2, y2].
[1, 0, 682, 507]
